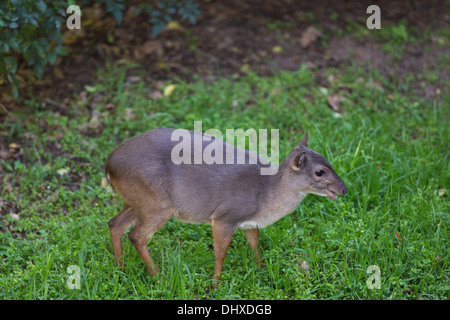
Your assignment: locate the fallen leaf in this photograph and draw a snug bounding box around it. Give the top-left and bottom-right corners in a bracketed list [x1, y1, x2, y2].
[326, 94, 344, 112]
[272, 46, 283, 53]
[271, 88, 281, 96]
[1, 92, 14, 103]
[300, 26, 322, 48]
[438, 189, 446, 196]
[163, 84, 176, 97]
[24, 132, 37, 140]
[133, 40, 162, 60]
[319, 87, 328, 96]
[53, 68, 64, 80]
[84, 85, 97, 93]
[166, 20, 184, 31]
[240, 64, 250, 73]
[0, 146, 10, 159]
[431, 36, 445, 45]
[366, 80, 384, 91]
[88, 110, 101, 129]
[8, 142, 21, 149]
[158, 61, 168, 69]
[10, 213, 19, 220]
[296, 260, 310, 275]
[57, 168, 70, 176]
[0, 102, 7, 115]
[4, 181, 12, 192]
[150, 90, 163, 100]
[79, 91, 88, 103]
[141, 40, 161, 55]
[304, 61, 316, 69]
[125, 108, 135, 120]
[127, 75, 141, 83]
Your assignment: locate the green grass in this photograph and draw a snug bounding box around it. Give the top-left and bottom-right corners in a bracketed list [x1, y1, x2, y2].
[340, 18, 446, 62]
[0, 61, 448, 300]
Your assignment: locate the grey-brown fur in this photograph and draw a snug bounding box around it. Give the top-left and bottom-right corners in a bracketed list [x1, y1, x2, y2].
[106, 128, 276, 226]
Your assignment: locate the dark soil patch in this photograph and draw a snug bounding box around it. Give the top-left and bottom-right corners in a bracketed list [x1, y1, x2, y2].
[1, 0, 449, 109]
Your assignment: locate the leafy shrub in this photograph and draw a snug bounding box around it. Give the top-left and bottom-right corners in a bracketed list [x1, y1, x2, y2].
[137, 0, 200, 37]
[0, 0, 200, 97]
[0, 0, 68, 96]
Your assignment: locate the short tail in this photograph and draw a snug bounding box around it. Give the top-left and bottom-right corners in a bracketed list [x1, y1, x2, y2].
[102, 167, 114, 194]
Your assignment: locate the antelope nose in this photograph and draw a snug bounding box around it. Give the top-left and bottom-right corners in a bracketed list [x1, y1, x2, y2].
[341, 185, 347, 195]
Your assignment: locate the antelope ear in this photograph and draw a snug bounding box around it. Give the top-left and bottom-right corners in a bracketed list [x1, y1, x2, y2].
[291, 152, 307, 171]
[299, 133, 309, 147]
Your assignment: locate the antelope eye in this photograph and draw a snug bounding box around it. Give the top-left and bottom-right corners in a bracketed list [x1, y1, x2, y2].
[315, 170, 325, 177]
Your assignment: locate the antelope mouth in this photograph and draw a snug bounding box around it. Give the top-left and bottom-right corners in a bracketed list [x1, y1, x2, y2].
[326, 189, 338, 200]
[325, 184, 347, 200]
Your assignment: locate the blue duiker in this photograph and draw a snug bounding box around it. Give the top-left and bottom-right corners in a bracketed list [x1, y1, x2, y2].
[105, 129, 347, 288]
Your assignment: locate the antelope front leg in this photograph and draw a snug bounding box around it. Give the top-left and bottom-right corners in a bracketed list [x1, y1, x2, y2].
[211, 219, 236, 289]
[243, 228, 263, 270]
